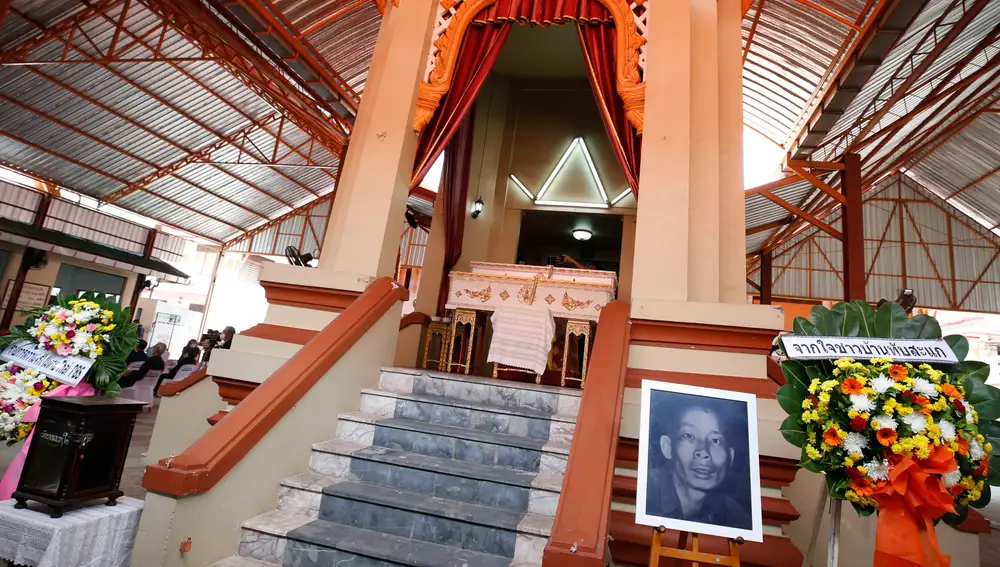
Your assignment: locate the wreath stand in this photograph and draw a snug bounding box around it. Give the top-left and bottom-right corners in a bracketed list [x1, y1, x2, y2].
[648, 525, 742, 566]
[800, 484, 842, 567]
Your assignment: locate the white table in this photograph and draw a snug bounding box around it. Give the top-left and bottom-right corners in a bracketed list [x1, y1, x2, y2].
[0, 497, 143, 567]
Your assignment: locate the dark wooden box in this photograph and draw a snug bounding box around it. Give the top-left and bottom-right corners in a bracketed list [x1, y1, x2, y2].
[12, 396, 146, 518]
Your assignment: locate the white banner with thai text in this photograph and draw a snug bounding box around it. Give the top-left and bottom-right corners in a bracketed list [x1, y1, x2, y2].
[0, 340, 93, 386]
[782, 336, 958, 364]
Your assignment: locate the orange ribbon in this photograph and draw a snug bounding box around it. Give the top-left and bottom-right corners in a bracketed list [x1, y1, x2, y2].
[872, 446, 957, 567]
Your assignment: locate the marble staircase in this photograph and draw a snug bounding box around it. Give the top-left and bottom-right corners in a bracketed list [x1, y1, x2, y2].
[209, 367, 581, 567]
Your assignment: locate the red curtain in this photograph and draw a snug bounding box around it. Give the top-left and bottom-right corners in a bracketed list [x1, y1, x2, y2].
[473, 0, 611, 25]
[411, 24, 511, 188]
[434, 111, 476, 316]
[577, 24, 641, 196]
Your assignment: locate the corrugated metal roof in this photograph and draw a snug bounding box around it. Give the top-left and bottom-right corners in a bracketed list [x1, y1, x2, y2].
[0, 0, 341, 243]
[742, 0, 878, 146]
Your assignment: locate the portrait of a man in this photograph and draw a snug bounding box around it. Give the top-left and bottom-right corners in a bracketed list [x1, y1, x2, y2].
[635, 381, 762, 542]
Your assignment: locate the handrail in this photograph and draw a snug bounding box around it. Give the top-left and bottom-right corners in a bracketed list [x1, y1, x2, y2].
[142, 278, 408, 497]
[543, 301, 631, 567]
[399, 311, 431, 330]
[158, 367, 209, 397]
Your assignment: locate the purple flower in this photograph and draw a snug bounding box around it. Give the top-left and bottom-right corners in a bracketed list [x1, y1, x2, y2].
[66, 330, 76, 339]
[2, 404, 13, 414]
[9, 366, 21, 374]
[32, 382, 44, 392]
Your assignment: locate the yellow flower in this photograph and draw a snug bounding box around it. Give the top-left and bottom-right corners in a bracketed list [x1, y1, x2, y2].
[806, 446, 823, 460]
[897, 406, 914, 417]
[837, 429, 848, 440]
[845, 457, 855, 467]
[848, 410, 859, 419]
[802, 398, 814, 410]
[821, 380, 839, 392]
[835, 358, 856, 369]
[819, 392, 831, 404]
[808, 379, 821, 395]
[808, 432, 817, 443]
[802, 410, 820, 423]
[850, 452, 862, 461]
[985, 443, 993, 453]
[102, 324, 116, 332]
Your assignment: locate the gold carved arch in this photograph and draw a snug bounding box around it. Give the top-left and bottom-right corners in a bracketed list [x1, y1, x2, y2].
[413, 0, 646, 134]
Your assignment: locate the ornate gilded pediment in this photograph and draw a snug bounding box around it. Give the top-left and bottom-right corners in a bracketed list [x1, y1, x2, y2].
[414, 0, 648, 134]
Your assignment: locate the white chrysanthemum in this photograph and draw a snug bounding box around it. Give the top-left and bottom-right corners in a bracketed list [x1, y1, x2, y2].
[844, 432, 869, 456]
[971, 439, 985, 460]
[941, 470, 962, 488]
[937, 420, 957, 441]
[872, 374, 896, 395]
[865, 459, 891, 482]
[910, 378, 939, 399]
[967, 411, 976, 425]
[902, 412, 928, 433]
[850, 394, 875, 414]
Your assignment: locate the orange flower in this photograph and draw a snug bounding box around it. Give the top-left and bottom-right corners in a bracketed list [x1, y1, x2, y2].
[950, 484, 966, 496]
[823, 427, 843, 447]
[888, 365, 908, 381]
[941, 383, 963, 400]
[976, 455, 989, 477]
[877, 428, 898, 447]
[852, 477, 876, 497]
[841, 377, 864, 395]
[956, 436, 970, 456]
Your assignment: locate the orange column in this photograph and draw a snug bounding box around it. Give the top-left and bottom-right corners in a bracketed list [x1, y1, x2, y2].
[318, 0, 439, 279]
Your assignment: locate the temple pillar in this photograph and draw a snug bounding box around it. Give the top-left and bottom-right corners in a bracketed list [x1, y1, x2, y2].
[318, 0, 438, 280]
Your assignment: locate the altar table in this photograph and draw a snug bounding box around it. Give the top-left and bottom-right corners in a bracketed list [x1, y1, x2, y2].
[0, 497, 143, 567]
[443, 262, 617, 386]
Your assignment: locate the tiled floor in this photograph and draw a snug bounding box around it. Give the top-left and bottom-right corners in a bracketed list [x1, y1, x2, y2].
[0, 406, 157, 500]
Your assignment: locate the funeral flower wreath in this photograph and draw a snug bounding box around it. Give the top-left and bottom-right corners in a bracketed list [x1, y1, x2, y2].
[775, 301, 1000, 532]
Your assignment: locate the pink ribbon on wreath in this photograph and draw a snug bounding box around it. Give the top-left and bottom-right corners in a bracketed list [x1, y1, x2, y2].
[0, 382, 96, 500]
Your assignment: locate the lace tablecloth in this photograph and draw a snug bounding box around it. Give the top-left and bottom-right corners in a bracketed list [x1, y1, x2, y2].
[488, 305, 556, 375]
[0, 497, 143, 567]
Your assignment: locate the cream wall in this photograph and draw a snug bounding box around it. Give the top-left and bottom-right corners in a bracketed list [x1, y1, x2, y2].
[0, 242, 139, 327]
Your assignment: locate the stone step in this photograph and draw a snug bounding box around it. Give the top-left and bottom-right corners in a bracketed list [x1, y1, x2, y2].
[379, 367, 581, 418]
[319, 481, 549, 560]
[309, 439, 562, 517]
[208, 556, 279, 567]
[335, 413, 569, 477]
[284, 519, 521, 567]
[238, 509, 315, 565]
[359, 389, 576, 445]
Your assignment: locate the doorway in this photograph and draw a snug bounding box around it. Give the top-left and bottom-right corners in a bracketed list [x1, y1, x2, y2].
[515, 210, 624, 273]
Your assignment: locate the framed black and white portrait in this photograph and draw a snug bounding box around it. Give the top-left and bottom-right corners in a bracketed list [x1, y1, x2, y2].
[635, 380, 763, 542]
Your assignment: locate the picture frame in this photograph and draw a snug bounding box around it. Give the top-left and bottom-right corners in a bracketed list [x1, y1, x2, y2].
[635, 380, 763, 543]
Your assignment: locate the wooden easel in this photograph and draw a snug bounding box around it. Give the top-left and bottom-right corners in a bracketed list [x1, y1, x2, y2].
[649, 526, 742, 567]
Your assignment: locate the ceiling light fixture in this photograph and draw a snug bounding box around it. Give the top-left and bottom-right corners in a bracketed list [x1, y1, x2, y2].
[572, 229, 593, 241]
[535, 138, 580, 201]
[535, 200, 609, 209]
[578, 139, 609, 204]
[611, 188, 631, 206]
[509, 174, 536, 200]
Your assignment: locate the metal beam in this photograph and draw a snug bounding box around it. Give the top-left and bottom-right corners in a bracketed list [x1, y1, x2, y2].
[790, 0, 861, 30]
[763, 192, 843, 239]
[841, 153, 865, 301]
[846, 0, 989, 152]
[223, 191, 335, 251]
[141, 0, 347, 153]
[760, 251, 773, 304]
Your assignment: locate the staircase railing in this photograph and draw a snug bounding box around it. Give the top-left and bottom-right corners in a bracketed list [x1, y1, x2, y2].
[142, 277, 408, 497]
[543, 301, 631, 567]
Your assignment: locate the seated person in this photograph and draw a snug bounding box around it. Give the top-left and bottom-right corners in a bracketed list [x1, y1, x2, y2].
[119, 342, 166, 388]
[645, 395, 751, 529]
[126, 339, 148, 365]
[154, 345, 200, 395]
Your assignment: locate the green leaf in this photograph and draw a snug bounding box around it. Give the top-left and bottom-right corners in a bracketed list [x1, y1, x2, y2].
[967, 381, 1000, 421]
[825, 474, 848, 499]
[942, 504, 969, 527]
[810, 306, 837, 335]
[801, 460, 822, 473]
[830, 302, 860, 337]
[988, 455, 1000, 486]
[792, 317, 820, 337]
[840, 302, 862, 338]
[780, 415, 806, 447]
[850, 500, 875, 517]
[900, 314, 942, 339]
[874, 302, 907, 338]
[971, 483, 991, 509]
[103, 382, 120, 398]
[979, 420, 1000, 445]
[945, 335, 970, 362]
[850, 300, 876, 338]
[776, 384, 805, 416]
[781, 360, 811, 390]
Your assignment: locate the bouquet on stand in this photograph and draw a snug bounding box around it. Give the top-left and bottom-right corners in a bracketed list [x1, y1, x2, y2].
[0, 293, 138, 499]
[775, 301, 1000, 567]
